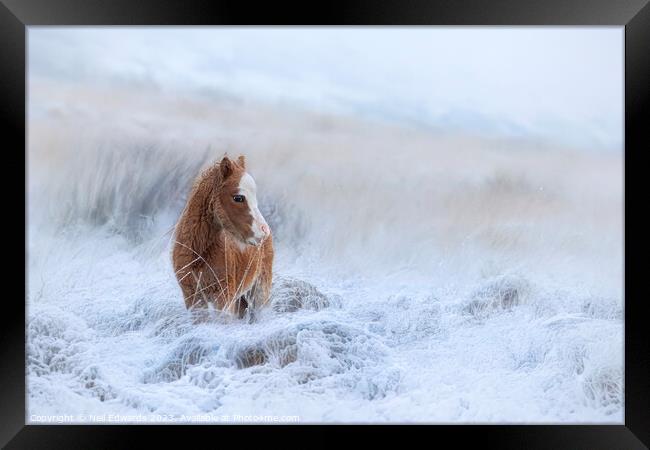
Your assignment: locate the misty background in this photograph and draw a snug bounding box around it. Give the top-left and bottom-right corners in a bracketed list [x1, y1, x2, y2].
[29, 27, 622, 151]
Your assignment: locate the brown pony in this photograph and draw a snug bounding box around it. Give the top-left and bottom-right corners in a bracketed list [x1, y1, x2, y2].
[172, 155, 273, 319]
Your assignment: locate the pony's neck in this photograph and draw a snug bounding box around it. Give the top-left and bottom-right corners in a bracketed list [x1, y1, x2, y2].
[177, 180, 223, 255]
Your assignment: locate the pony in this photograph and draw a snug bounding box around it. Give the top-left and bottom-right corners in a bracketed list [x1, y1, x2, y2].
[172, 155, 273, 319]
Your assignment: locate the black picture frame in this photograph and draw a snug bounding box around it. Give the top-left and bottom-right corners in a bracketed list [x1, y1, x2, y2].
[3, 0, 647, 448]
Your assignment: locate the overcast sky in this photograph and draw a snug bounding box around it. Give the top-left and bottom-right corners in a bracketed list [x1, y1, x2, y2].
[29, 27, 623, 151]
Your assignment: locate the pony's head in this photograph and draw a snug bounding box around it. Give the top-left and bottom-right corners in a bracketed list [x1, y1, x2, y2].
[214, 155, 270, 247]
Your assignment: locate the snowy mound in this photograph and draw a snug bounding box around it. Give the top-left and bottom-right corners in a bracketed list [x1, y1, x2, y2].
[270, 277, 342, 313]
[463, 274, 530, 320]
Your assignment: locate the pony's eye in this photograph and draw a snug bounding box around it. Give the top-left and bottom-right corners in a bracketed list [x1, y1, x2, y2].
[233, 195, 245, 203]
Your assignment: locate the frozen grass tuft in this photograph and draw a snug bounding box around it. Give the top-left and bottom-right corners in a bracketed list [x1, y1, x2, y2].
[27, 306, 93, 377]
[582, 366, 623, 412]
[34, 137, 211, 242]
[463, 274, 530, 320]
[270, 277, 342, 313]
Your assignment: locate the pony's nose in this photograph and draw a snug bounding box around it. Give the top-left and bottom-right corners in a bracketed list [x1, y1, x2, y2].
[260, 223, 269, 236]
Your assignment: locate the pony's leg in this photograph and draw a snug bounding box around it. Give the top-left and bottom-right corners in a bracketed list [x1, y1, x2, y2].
[184, 283, 211, 325]
[180, 281, 204, 309]
[246, 262, 273, 320]
[184, 271, 210, 309]
[185, 294, 208, 310]
[236, 296, 249, 320]
[238, 239, 274, 323]
[233, 293, 269, 323]
[257, 239, 274, 308]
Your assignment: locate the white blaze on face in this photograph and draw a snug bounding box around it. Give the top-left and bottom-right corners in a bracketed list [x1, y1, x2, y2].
[238, 172, 270, 244]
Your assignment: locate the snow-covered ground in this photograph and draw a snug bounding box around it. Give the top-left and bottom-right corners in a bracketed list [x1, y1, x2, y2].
[27, 28, 623, 423]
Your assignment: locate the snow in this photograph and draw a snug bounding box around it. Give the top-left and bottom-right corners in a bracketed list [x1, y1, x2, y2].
[27, 223, 623, 422]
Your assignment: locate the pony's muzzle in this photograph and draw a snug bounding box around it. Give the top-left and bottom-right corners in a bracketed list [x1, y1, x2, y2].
[248, 219, 270, 246]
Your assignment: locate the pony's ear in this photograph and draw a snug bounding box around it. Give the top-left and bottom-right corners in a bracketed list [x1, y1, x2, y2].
[237, 155, 246, 169]
[220, 156, 233, 179]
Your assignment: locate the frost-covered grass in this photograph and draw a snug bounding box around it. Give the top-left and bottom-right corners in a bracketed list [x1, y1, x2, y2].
[27, 81, 623, 423]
